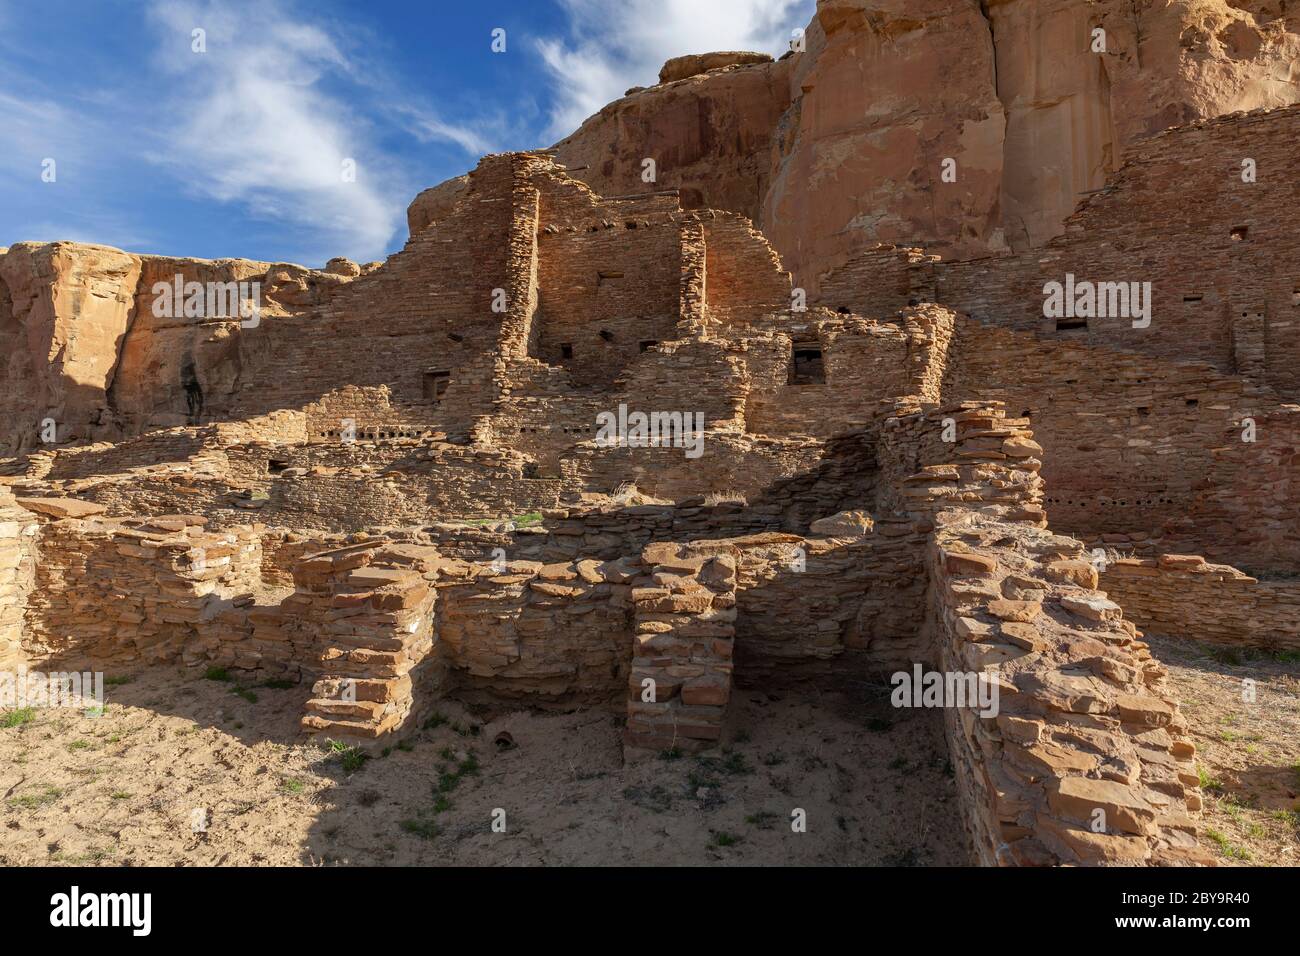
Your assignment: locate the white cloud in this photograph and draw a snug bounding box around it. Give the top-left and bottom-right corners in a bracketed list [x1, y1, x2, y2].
[390, 104, 503, 158]
[143, 0, 411, 264]
[0, 89, 83, 176]
[536, 0, 814, 140]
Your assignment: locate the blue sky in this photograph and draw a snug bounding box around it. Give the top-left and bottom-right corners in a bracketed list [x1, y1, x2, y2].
[0, 0, 814, 267]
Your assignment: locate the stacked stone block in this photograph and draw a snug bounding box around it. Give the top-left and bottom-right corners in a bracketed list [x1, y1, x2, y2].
[625, 541, 738, 753]
[295, 542, 445, 743]
[0, 488, 38, 667]
[928, 514, 1208, 866]
[1102, 554, 1300, 652]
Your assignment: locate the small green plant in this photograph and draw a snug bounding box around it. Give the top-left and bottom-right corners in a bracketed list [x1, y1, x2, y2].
[659, 747, 683, 761]
[435, 752, 480, 794]
[396, 739, 415, 752]
[511, 512, 543, 528]
[7, 785, 62, 809]
[1205, 828, 1251, 860]
[2, 707, 37, 728]
[697, 751, 752, 777]
[230, 686, 258, 703]
[1197, 764, 1224, 793]
[1271, 809, 1299, 832]
[328, 740, 370, 773]
[110, 791, 132, 800]
[745, 811, 778, 830]
[400, 818, 439, 840]
[260, 678, 295, 689]
[281, 778, 305, 794]
[104, 675, 133, 686]
[203, 666, 232, 682]
[66, 739, 92, 752]
[432, 794, 452, 814]
[761, 751, 785, 767]
[712, 831, 741, 848]
[423, 711, 449, 730]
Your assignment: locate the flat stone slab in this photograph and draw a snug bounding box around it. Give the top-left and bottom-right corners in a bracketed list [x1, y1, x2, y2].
[15, 497, 107, 519]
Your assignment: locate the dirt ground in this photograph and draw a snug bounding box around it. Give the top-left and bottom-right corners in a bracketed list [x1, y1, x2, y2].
[1145, 634, 1300, 866]
[0, 667, 971, 866]
[9, 636, 1286, 868]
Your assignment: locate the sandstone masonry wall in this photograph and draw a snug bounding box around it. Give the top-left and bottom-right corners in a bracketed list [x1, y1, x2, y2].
[1102, 554, 1300, 652]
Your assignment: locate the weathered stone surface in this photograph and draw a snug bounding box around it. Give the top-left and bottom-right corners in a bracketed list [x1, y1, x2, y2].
[15, 497, 107, 519]
[809, 509, 873, 537]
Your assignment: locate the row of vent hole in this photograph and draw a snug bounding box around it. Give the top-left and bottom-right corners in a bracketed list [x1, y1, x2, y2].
[1045, 497, 1179, 507]
[315, 429, 427, 440]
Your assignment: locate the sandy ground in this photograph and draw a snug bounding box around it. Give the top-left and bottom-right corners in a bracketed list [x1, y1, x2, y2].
[0, 667, 971, 866]
[1146, 635, 1300, 866]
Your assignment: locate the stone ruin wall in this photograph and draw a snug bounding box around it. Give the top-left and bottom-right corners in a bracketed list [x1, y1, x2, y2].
[0, 376, 1228, 866]
[944, 317, 1300, 573]
[929, 513, 1208, 866]
[821, 105, 1300, 394]
[1102, 555, 1300, 652]
[8, 90, 1300, 866]
[0, 489, 38, 669]
[810, 106, 1300, 578]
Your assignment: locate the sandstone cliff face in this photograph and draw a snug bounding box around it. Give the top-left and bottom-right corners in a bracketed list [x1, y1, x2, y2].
[549, 56, 794, 224]
[0, 242, 354, 455]
[532, 0, 1300, 293]
[406, 173, 469, 238]
[108, 256, 273, 436]
[0, 243, 141, 454]
[988, 0, 1300, 252]
[764, 0, 1009, 288]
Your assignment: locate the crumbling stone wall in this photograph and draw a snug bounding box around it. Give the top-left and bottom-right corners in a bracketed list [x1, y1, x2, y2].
[0, 489, 38, 668]
[1102, 555, 1300, 652]
[821, 105, 1300, 399]
[929, 514, 1208, 866]
[435, 555, 635, 705]
[625, 541, 738, 753]
[893, 403, 1207, 865]
[293, 542, 446, 741]
[944, 315, 1300, 572]
[18, 508, 266, 669]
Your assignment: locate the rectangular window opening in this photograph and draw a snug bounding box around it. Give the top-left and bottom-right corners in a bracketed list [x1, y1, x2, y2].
[422, 369, 451, 402]
[790, 345, 825, 385]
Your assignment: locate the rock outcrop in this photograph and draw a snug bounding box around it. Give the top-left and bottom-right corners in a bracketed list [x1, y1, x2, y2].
[0, 243, 141, 453]
[532, 0, 1300, 292]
